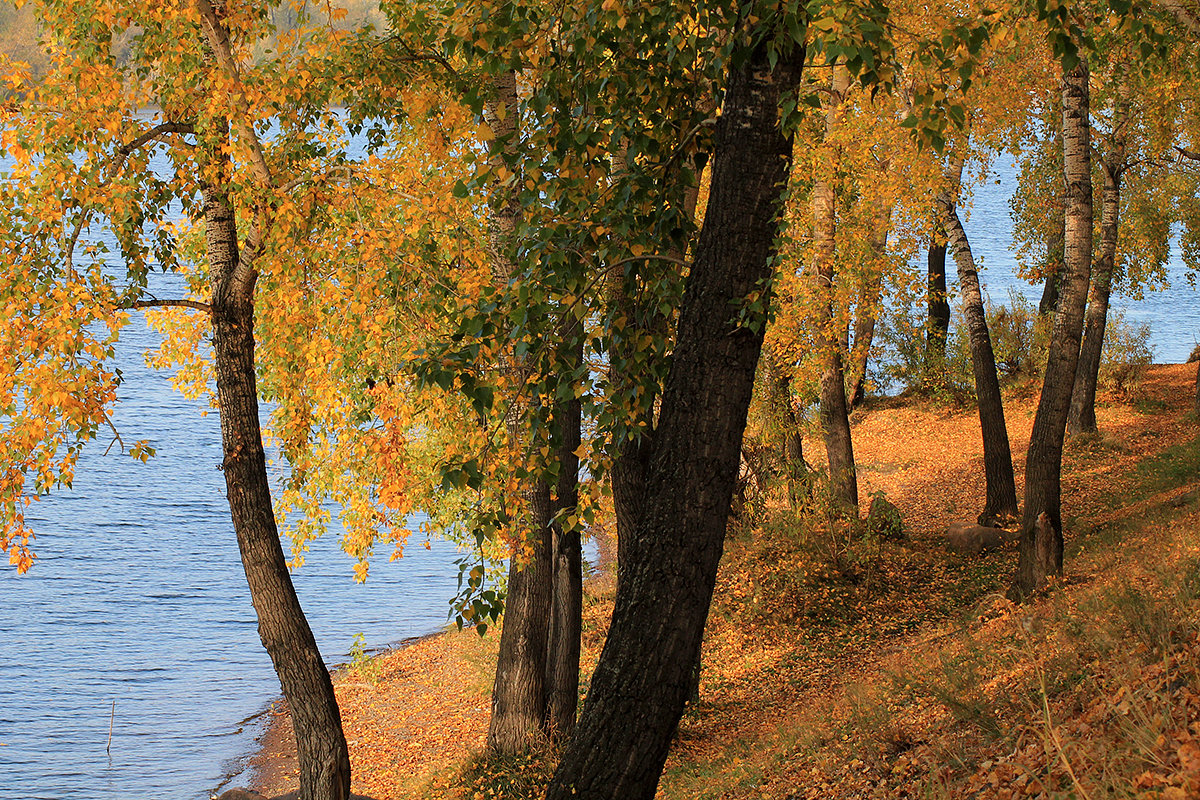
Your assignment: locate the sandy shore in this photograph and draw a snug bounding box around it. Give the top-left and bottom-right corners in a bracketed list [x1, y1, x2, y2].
[237, 524, 613, 799]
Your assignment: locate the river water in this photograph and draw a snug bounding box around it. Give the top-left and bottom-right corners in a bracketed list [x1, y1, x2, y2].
[1, 145, 1197, 800]
[0, 278, 466, 800]
[962, 159, 1199, 362]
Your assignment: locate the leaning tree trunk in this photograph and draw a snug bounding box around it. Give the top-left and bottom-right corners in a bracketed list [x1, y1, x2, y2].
[484, 70, 554, 753]
[202, 143, 350, 800]
[545, 323, 583, 740]
[939, 160, 1019, 526]
[545, 36, 804, 800]
[1068, 96, 1128, 436]
[1014, 58, 1093, 599]
[812, 65, 858, 514]
[927, 235, 951, 360]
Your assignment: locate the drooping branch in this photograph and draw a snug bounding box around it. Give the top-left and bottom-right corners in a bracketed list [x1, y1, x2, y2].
[63, 121, 196, 271]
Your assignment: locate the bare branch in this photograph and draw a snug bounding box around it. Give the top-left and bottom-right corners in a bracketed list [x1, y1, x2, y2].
[1175, 144, 1200, 162]
[130, 298, 212, 312]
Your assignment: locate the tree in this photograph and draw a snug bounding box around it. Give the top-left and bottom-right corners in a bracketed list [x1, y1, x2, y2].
[1066, 81, 1129, 436]
[811, 64, 859, 514]
[926, 235, 951, 359]
[0, 2, 439, 795]
[938, 155, 1020, 525]
[1014, 56, 1092, 597]
[545, 23, 807, 797]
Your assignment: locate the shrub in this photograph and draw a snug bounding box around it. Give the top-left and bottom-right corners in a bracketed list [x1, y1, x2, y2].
[875, 308, 974, 406]
[982, 289, 1050, 380]
[1098, 311, 1153, 394]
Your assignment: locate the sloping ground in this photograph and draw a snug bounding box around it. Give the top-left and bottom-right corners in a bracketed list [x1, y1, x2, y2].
[251, 364, 1200, 800]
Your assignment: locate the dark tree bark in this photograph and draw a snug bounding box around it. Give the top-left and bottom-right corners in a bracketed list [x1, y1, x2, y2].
[1038, 255, 1062, 316]
[1068, 96, 1129, 436]
[489, 480, 553, 752]
[201, 133, 350, 800]
[1014, 59, 1093, 599]
[812, 66, 858, 514]
[545, 36, 804, 800]
[938, 160, 1019, 526]
[191, 5, 352, 795]
[927, 237, 951, 360]
[545, 326, 583, 740]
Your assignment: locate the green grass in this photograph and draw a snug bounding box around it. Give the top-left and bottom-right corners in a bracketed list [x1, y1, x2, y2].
[1133, 432, 1200, 494]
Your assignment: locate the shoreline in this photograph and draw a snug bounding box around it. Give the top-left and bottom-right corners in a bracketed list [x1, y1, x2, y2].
[238, 630, 449, 797]
[236, 528, 615, 799]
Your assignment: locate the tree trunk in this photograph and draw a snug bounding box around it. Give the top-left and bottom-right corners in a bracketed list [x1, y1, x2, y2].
[489, 481, 553, 752]
[483, 70, 555, 753]
[769, 363, 811, 508]
[1039, 95, 1067, 318]
[1014, 59, 1093, 599]
[927, 238, 951, 360]
[1068, 97, 1128, 436]
[545, 36, 804, 800]
[608, 149, 704, 581]
[939, 160, 1019, 526]
[812, 67, 858, 514]
[545, 326, 583, 740]
[202, 138, 350, 800]
[847, 201, 889, 408]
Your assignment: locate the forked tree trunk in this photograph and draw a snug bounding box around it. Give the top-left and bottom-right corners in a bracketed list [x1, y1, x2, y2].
[1068, 97, 1128, 436]
[939, 160, 1019, 526]
[812, 66, 857, 514]
[202, 137, 350, 800]
[847, 200, 890, 408]
[483, 70, 555, 753]
[1014, 59, 1093, 599]
[927, 237, 951, 359]
[545, 36, 804, 800]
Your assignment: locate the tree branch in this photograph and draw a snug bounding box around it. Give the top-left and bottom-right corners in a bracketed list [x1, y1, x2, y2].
[130, 298, 212, 312]
[1175, 144, 1200, 162]
[64, 121, 196, 272]
[194, 0, 274, 189]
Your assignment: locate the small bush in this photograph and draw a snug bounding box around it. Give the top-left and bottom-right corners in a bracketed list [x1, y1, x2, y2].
[1098, 311, 1153, 394]
[982, 289, 1050, 380]
[875, 309, 974, 405]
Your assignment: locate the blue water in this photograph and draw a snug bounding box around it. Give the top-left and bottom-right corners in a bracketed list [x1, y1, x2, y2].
[962, 158, 1199, 363]
[0, 293, 466, 800]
